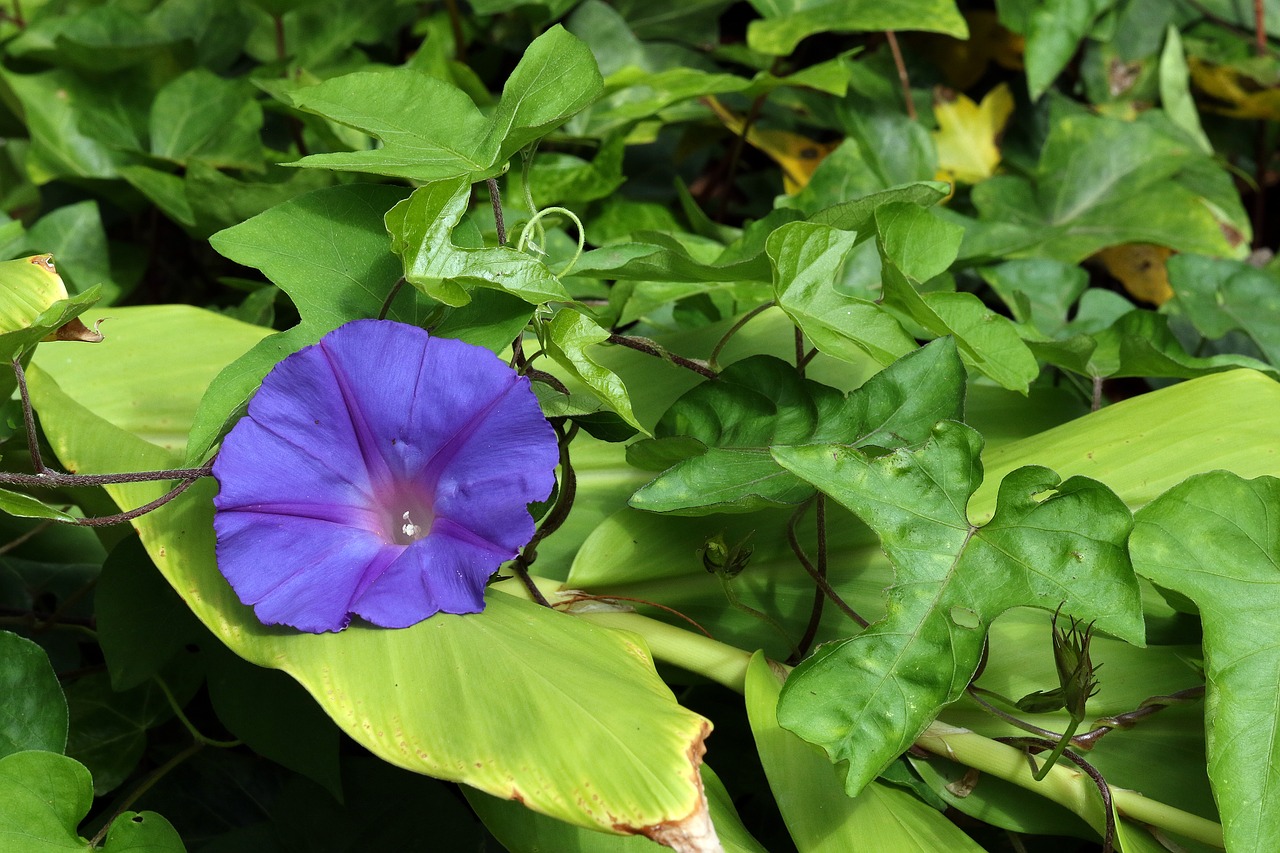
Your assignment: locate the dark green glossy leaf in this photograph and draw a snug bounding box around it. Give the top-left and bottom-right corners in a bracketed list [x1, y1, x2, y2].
[1168, 253, 1280, 366]
[631, 338, 964, 514]
[149, 69, 264, 169]
[1023, 0, 1118, 99]
[979, 258, 1089, 337]
[773, 421, 1144, 795]
[206, 645, 341, 799]
[96, 538, 204, 692]
[0, 631, 67, 758]
[965, 106, 1250, 263]
[65, 674, 173, 796]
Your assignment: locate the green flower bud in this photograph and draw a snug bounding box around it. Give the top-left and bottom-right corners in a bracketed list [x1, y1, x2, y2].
[700, 531, 754, 578]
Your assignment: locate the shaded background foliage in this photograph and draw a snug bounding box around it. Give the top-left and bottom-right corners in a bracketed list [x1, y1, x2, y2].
[1, 0, 1279, 851]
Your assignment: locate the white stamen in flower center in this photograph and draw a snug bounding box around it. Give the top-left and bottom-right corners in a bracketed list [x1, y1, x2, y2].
[401, 510, 424, 540]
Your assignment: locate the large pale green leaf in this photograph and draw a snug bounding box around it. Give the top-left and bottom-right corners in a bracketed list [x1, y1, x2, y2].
[386, 178, 571, 307]
[0, 631, 67, 758]
[28, 305, 722, 847]
[875, 203, 1039, 391]
[630, 338, 964, 514]
[745, 653, 985, 852]
[746, 0, 966, 55]
[767, 221, 916, 366]
[1131, 472, 1280, 853]
[466, 765, 767, 853]
[977, 370, 1280, 515]
[37, 306, 266, 464]
[772, 421, 1144, 795]
[0, 750, 184, 853]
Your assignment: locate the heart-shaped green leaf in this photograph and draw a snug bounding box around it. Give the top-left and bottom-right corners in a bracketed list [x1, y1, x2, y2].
[631, 337, 964, 514]
[772, 420, 1144, 795]
[1131, 472, 1280, 853]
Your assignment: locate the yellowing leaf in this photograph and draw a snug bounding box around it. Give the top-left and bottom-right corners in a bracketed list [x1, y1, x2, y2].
[932, 83, 1014, 185]
[1188, 56, 1280, 121]
[1096, 243, 1174, 305]
[706, 97, 838, 194]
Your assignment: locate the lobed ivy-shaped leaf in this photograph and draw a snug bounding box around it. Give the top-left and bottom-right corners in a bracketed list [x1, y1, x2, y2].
[772, 420, 1145, 795]
[630, 337, 964, 514]
[1130, 472, 1280, 853]
[961, 103, 1250, 263]
[285, 26, 602, 182]
[1028, 309, 1277, 381]
[1167, 253, 1280, 367]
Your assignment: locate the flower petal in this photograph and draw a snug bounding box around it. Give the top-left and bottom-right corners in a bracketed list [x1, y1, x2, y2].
[214, 512, 388, 632]
[212, 319, 560, 633]
[428, 380, 560, 551]
[211, 417, 380, 529]
[349, 521, 508, 626]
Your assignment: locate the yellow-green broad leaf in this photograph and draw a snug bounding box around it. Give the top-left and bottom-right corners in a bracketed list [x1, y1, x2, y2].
[975, 370, 1280, 517]
[745, 652, 984, 852]
[27, 305, 722, 851]
[466, 765, 766, 853]
[0, 254, 102, 361]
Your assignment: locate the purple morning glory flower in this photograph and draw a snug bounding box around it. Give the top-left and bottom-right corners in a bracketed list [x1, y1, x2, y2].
[212, 319, 559, 633]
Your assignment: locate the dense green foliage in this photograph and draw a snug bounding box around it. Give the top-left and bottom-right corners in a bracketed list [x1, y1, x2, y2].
[2, 1, 1280, 851]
